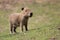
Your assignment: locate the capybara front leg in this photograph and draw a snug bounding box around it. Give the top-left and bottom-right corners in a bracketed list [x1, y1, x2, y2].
[25, 24, 28, 31]
[20, 23, 23, 32]
[21, 25, 23, 32]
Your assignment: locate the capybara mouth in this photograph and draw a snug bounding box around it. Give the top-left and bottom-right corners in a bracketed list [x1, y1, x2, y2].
[30, 12, 33, 17]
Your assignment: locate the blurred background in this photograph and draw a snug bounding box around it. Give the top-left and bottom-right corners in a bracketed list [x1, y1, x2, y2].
[0, 0, 60, 40]
[0, 0, 60, 11]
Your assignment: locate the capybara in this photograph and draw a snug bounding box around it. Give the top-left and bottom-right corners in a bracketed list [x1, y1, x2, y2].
[9, 7, 33, 34]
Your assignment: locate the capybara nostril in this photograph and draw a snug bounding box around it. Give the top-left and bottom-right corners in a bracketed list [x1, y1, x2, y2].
[30, 12, 33, 17]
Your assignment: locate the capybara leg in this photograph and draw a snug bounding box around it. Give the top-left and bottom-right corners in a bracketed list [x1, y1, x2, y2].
[14, 27, 17, 33]
[21, 26, 23, 32]
[25, 24, 28, 31]
[10, 24, 14, 34]
[20, 23, 23, 32]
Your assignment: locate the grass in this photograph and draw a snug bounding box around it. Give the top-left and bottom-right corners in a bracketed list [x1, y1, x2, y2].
[0, 2, 60, 40]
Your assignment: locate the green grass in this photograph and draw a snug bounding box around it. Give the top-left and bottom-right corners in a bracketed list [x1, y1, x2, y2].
[0, 2, 60, 40]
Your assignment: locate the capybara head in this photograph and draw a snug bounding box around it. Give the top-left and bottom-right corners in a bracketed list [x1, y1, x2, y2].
[22, 7, 33, 17]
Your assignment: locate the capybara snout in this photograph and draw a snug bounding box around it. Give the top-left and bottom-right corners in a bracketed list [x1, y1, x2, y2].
[21, 7, 24, 10]
[30, 12, 33, 17]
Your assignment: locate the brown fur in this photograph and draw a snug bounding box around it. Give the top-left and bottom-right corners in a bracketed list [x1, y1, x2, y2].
[9, 7, 33, 34]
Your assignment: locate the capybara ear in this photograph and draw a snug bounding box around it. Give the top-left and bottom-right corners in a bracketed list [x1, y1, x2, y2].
[21, 7, 24, 10]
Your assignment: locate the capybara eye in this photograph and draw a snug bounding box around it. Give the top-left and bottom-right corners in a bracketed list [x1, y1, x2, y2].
[25, 10, 28, 12]
[21, 7, 24, 10]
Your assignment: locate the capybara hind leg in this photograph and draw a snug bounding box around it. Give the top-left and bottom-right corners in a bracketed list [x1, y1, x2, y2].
[14, 27, 17, 33]
[10, 24, 14, 34]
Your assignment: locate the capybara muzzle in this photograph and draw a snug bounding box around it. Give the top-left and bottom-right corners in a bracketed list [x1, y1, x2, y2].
[30, 12, 33, 17]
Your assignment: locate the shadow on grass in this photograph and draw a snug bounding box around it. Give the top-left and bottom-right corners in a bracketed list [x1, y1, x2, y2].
[0, 33, 20, 38]
[28, 27, 41, 32]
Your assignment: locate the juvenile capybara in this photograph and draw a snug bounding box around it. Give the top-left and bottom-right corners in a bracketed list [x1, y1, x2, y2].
[9, 7, 33, 34]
